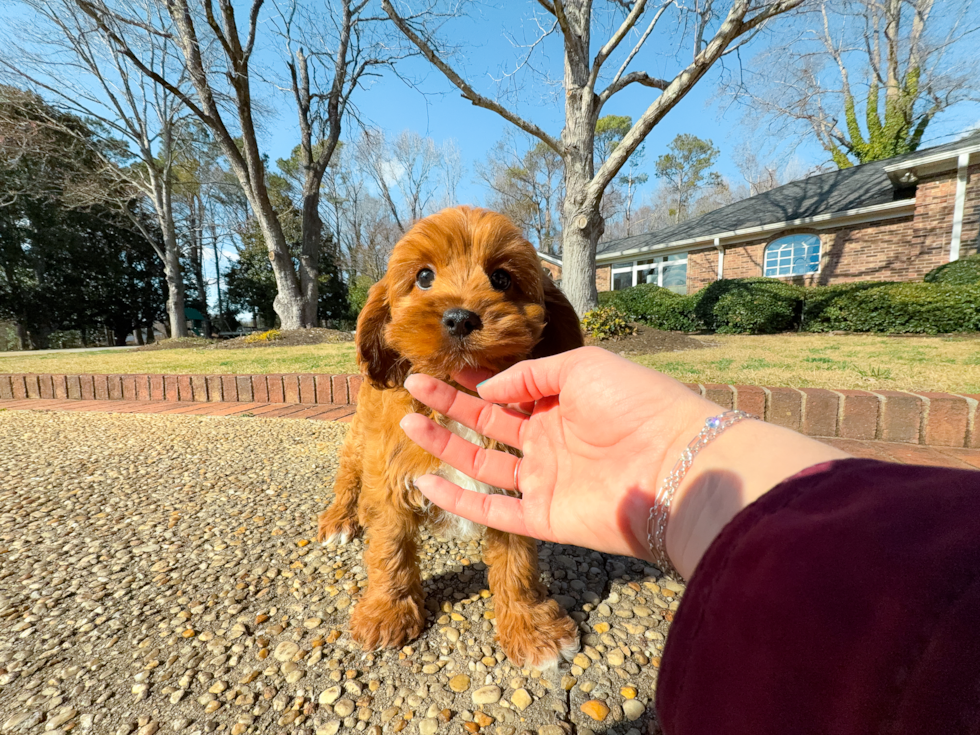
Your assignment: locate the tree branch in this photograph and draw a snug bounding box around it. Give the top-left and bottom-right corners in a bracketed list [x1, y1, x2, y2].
[590, 0, 648, 87]
[598, 70, 669, 106]
[382, 0, 561, 154]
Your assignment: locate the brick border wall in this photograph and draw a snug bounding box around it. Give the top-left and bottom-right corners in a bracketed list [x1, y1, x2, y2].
[0, 373, 363, 407]
[2, 373, 978, 449]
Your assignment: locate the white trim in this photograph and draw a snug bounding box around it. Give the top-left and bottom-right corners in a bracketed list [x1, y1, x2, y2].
[883, 143, 980, 176]
[595, 199, 914, 263]
[536, 251, 562, 266]
[714, 237, 724, 279]
[950, 152, 970, 262]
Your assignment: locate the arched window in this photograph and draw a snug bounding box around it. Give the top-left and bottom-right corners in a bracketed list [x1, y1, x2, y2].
[764, 234, 821, 277]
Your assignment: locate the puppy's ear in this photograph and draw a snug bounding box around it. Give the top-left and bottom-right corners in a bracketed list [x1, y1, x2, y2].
[532, 274, 584, 358]
[356, 277, 408, 388]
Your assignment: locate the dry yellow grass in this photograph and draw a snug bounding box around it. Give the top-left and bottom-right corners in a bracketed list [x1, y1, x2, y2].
[0, 343, 358, 376]
[3, 333, 979, 393]
[632, 333, 980, 394]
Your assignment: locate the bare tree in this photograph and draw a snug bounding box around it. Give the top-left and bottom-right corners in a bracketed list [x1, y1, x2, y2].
[729, 0, 979, 168]
[477, 132, 565, 254]
[75, 0, 391, 329]
[383, 0, 803, 314]
[355, 128, 463, 233]
[275, 0, 395, 326]
[2, 0, 191, 336]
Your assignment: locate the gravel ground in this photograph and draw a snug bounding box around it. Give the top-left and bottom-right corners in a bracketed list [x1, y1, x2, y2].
[0, 411, 681, 735]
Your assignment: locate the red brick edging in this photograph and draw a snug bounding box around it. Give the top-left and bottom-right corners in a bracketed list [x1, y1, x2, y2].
[686, 383, 979, 449]
[2, 373, 978, 449]
[0, 373, 362, 407]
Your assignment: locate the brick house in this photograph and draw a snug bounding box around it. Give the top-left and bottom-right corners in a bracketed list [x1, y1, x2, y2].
[539, 132, 980, 294]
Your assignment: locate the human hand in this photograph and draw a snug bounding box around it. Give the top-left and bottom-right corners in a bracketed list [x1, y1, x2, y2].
[399, 346, 723, 563]
[401, 346, 850, 578]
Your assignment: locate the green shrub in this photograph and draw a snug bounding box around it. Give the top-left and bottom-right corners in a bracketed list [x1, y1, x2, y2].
[243, 328, 282, 344]
[924, 253, 980, 286]
[599, 283, 703, 331]
[803, 282, 980, 334]
[581, 306, 636, 339]
[347, 275, 375, 317]
[801, 281, 895, 330]
[693, 278, 804, 334]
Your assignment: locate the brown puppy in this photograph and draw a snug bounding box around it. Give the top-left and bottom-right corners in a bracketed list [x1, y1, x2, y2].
[317, 206, 583, 668]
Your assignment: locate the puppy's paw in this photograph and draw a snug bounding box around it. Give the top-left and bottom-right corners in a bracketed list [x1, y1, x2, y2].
[496, 599, 580, 671]
[317, 506, 361, 546]
[349, 592, 425, 651]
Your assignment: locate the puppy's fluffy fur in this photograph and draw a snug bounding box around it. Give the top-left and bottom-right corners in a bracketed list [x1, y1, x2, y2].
[317, 206, 583, 668]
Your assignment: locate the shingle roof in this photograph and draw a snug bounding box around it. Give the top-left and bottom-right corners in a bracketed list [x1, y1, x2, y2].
[596, 131, 980, 259]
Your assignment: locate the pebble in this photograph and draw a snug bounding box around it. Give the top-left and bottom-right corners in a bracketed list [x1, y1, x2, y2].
[472, 686, 502, 705]
[580, 700, 611, 721]
[319, 685, 342, 705]
[419, 718, 439, 735]
[273, 641, 299, 662]
[449, 674, 471, 693]
[623, 700, 645, 721]
[510, 689, 532, 712]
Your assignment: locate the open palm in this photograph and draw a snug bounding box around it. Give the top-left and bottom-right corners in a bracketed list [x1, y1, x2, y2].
[399, 347, 718, 560]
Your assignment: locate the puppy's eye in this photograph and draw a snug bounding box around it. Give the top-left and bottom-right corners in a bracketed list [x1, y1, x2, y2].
[489, 269, 512, 291]
[415, 268, 435, 290]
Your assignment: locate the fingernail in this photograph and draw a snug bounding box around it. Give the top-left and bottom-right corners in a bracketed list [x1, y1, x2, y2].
[476, 380, 489, 389]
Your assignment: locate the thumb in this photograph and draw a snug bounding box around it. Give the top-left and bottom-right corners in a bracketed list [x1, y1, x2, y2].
[477, 347, 586, 404]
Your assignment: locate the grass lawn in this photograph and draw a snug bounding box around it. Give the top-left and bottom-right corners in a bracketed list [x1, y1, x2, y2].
[633, 333, 980, 394]
[0, 343, 358, 377]
[2, 333, 979, 393]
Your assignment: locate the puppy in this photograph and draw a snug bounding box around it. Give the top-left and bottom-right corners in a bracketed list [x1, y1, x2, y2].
[317, 206, 583, 668]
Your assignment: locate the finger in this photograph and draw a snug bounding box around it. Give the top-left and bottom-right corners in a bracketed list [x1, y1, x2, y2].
[414, 474, 532, 538]
[477, 348, 583, 404]
[400, 413, 520, 490]
[404, 374, 526, 449]
[452, 367, 495, 391]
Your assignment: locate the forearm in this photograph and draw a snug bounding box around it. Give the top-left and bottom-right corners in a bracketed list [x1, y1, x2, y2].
[629, 411, 850, 579]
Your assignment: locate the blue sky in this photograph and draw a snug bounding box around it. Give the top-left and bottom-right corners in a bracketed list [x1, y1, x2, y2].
[250, 2, 980, 207]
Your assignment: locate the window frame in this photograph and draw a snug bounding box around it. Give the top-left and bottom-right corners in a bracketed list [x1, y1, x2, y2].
[609, 252, 688, 293]
[763, 234, 822, 278]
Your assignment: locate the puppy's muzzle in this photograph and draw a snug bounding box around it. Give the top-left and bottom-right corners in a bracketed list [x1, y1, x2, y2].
[442, 308, 482, 338]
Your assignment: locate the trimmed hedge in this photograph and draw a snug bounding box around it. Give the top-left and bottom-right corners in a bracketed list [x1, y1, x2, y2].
[598, 275, 980, 335]
[695, 278, 804, 334]
[599, 283, 703, 331]
[924, 253, 980, 286]
[802, 282, 980, 334]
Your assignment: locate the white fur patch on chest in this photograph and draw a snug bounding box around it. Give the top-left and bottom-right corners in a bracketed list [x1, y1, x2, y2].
[428, 420, 505, 541]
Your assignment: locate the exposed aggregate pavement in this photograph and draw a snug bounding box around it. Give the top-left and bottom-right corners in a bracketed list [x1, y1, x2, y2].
[0, 410, 680, 735]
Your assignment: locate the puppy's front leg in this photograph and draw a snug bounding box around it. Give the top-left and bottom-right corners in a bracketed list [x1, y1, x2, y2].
[485, 529, 579, 670]
[349, 500, 425, 650]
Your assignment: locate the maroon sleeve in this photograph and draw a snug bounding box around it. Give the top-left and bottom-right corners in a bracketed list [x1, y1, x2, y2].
[657, 458, 980, 735]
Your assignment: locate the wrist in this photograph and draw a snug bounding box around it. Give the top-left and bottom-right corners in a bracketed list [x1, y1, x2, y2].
[663, 418, 849, 578]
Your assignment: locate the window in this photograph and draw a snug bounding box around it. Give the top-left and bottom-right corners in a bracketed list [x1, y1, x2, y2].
[764, 234, 821, 277]
[609, 253, 688, 293]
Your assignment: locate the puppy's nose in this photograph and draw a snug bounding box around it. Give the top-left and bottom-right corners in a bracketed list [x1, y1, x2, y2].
[442, 308, 482, 338]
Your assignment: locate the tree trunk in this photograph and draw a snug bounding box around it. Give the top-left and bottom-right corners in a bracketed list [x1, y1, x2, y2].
[299, 179, 322, 328]
[189, 201, 211, 338]
[15, 322, 27, 350]
[163, 234, 187, 339]
[559, 2, 601, 317]
[134, 327, 145, 346]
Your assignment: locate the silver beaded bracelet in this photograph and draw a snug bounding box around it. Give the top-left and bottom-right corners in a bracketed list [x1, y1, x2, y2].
[647, 410, 752, 577]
